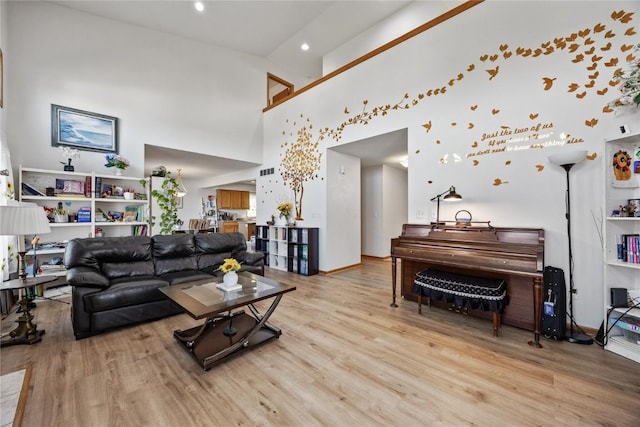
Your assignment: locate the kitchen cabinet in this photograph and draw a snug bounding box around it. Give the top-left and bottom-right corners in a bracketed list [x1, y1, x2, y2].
[216, 190, 250, 209]
[221, 221, 239, 233]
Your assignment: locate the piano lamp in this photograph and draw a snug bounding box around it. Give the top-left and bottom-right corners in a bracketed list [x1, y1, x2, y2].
[430, 186, 462, 225]
[0, 202, 51, 280]
[175, 168, 188, 198]
[548, 149, 593, 345]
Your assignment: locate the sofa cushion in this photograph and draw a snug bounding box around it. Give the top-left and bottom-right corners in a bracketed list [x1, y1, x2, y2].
[83, 276, 171, 313]
[152, 234, 198, 275]
[158, 270, 213, 285]
[195, 232, 253, 273]
[195, 232, 246, 254]
[65, 236, 155, 280]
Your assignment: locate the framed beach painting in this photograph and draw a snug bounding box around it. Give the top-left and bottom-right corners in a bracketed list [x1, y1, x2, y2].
[51, 104, 118, 153]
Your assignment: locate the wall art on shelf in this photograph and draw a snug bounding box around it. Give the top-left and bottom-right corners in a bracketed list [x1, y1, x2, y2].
[51, 104, 118, 153]
[608, 144, 640, 189]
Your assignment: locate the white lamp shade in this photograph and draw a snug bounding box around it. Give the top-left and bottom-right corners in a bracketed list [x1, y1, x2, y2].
[0, 203, 51, 236]
[548, 150, 588, 166]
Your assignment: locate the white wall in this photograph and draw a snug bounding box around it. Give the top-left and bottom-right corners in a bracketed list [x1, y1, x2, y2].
[361, 165, 408, 258]
[361, 166, 383, 256]
[382, 165, 408, 254]
[0, 0, 6, 142]
[325, 150, 361, 271]
[260, 1, 640, 328]
[323, 0, 462, 76]
[5, 1, 266, 180]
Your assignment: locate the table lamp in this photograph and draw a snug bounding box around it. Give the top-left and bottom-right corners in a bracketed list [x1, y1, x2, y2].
[0, 202, 52, 280]
[430, 186, 462, 225]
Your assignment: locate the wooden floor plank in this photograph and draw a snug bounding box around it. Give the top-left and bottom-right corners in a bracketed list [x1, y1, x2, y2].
[1, 258, 639, 426]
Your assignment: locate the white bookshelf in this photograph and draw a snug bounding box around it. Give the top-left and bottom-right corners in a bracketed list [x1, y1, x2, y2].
[603, 133, 640, 363]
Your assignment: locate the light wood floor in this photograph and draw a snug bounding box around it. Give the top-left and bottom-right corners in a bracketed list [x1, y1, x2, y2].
[1, 258, 639, 426]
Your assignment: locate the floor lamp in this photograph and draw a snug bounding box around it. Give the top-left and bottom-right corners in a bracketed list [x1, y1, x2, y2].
[548, 150, 593, 345]
[430, 186, 462, 225]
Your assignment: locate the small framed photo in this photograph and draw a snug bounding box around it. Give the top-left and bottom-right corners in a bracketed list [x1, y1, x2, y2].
[51, 104, 118, 153]
[176, 196, 184, 209]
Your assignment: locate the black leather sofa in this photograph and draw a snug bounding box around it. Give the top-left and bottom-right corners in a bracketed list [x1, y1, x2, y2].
[64, 232, 264, 339]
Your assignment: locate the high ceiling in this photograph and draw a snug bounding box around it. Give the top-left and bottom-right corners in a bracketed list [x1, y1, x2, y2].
[52, 0, 412, 82]
[51, 0, 418, 183]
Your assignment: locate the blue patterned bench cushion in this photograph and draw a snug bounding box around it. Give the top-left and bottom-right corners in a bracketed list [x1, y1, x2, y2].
[413, 269, 508, 313]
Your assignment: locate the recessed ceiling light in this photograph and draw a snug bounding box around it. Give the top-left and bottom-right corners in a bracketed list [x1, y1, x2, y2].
[194, 1, 205, 12]
[301, 43, 310, 51]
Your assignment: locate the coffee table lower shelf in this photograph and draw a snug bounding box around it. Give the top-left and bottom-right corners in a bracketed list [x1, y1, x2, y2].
[173, 311, 281, 370]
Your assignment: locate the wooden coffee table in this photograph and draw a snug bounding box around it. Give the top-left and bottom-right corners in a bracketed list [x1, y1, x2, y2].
[159, 272, 296, 370]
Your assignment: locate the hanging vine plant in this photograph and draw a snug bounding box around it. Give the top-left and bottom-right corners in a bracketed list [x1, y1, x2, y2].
[149, 172, 180, 235]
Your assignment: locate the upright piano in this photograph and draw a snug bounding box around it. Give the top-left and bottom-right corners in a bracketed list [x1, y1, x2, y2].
[390, 223, 545, 347]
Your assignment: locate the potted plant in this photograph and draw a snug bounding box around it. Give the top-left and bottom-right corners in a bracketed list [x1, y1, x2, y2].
[148, 173, 180, 234]
[59, 147, 80, 172]
[275, 202, 292, 225]
[104, 154, 130, 175]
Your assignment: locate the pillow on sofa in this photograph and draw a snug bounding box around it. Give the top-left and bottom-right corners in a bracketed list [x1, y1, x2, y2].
[152, 234, 198, 275]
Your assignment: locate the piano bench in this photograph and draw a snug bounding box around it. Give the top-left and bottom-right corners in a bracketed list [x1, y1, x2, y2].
[413, 269, 508, 337]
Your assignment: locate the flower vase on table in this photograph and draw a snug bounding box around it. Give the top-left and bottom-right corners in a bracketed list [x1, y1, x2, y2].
[115, 168, 123, 176]
[223, 271, 238, 287]
[215, 258, 242, 292]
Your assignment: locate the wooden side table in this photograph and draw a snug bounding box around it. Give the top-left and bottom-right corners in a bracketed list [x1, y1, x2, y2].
[0, 276, 60, 347]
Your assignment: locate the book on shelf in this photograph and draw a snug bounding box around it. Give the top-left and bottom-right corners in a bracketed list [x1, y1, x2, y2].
[132, 224, 147, 236]
[124, 205, 140, 222]
[84, 176, 92, 198]
[21, 182, 45, 196]
[620, 234, 640, 263]
[55, 178, 84, 195]
[95, 177, 103, 197]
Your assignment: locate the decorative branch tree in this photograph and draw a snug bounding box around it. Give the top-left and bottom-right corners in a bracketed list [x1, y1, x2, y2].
[279, 125, 322, 221]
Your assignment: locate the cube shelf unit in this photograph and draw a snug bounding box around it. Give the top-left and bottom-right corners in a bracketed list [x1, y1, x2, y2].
[603, 132, 640, 363]
[19, 167, 150, 274]
[254, 225, 318, 276]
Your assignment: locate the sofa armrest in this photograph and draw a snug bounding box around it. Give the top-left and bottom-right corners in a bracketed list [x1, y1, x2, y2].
[66, 266, 110, 289]
[238, 251, 265, 266]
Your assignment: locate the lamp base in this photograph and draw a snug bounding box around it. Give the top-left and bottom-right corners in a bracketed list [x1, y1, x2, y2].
[17, 251, 27, 281]
[566, 331, 593, 345]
